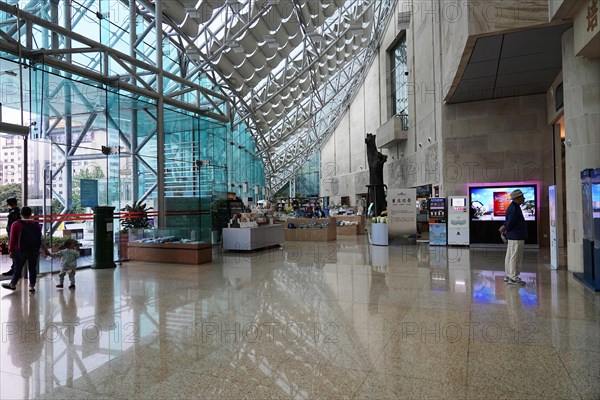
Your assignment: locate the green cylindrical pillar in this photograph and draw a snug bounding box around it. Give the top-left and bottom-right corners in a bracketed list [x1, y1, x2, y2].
[92, 206, 116, 269]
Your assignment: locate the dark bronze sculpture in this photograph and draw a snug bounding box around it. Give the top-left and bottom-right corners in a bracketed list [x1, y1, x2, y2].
[365, 133, 387, 216]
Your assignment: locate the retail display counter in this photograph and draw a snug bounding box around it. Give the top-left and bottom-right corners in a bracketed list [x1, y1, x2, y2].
[222, 224, 284, 251]
[128, 241, 212, 264]
[284, 218, 337, 241]
[336, 215, 365, 235]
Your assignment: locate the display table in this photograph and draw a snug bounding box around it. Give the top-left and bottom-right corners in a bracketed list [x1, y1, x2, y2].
[284, 218, 337, 241]
[128, 242, 212, 264]
[222, 224, 284, 251]
[336, 215, 365, 235]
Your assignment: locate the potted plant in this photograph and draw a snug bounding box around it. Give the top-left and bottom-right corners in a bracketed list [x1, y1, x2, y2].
[119, 201, 153, 259]
[46, 236, 70, 252]
[371, 212, 388, 246]
[0, 234, 8, 255]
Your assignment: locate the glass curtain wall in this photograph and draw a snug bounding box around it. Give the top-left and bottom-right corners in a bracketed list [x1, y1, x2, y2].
[1, 0, 265, 270]
[1, 54, 264, 269]
[272, 153, 320, 199]
[227, 122, 266, 204]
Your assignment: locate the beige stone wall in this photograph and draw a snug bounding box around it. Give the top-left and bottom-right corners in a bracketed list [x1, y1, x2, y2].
[319, 0, 560, 245]
[562, 28, 600, 272]
[442, 95, 554, 247]
[468, 1, 549, 34]
[549, 0, 568, 20]
[549, 0, 583, 22]
[440, 0, 471, 95]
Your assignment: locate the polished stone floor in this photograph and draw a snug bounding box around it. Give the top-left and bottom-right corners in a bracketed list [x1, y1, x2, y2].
[0, 238, 598, 399]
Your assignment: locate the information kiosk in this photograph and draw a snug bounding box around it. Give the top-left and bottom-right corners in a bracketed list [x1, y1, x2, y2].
[428, 198, 447, 246]
[448, 196, 469, 245]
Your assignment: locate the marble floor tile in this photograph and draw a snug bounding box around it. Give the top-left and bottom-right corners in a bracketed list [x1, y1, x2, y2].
[539, 317, 600, 352]
[1, 370, 28, 400]
[196, 344, 290, 383]
[534, 291, 599, 321]
[467, 341, 581, 399]
[33, 387, 114, 400]
[557, 349, 600, 400]
[314, 324, 392, 370]
[374, 320, 470, 385]
[469, 299, 552, 347]
[411, 289, 473, 312]
[0, 239, 598, 399]
[355, 370, 467, 400]
[260, 359, 369, 399]
[466, 385, 576, 400]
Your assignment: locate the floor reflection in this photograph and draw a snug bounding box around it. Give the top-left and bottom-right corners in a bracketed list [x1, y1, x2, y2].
[0, 237, 598, 399]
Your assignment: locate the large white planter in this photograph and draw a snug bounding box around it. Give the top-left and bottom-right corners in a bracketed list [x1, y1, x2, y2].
[371, 223, 388, 246]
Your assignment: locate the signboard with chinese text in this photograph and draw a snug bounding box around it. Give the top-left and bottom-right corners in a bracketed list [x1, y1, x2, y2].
[387, 188, 417, 240]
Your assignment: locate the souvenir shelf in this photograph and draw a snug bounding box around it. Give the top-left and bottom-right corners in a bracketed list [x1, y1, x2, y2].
[284, 217, 337, 241]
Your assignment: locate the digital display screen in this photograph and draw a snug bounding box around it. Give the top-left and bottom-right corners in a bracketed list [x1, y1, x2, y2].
[593, 183, 600, 219]
[469, 185, 536, 222]
[429, 198, 445, 210]
[451, 198, 465, 207]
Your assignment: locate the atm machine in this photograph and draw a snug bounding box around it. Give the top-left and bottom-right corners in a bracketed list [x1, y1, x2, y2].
[575, 168, 599, 291]
[448, 196, 470, 245]
[428, 198, 447, 246]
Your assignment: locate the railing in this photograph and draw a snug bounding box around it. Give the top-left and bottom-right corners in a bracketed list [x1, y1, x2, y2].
[396, 113, 409, 131]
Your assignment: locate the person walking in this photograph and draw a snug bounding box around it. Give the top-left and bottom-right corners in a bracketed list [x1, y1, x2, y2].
[1, 207, 44, 293]
[2, 197, 21, 276]
[46, 238, 79, 289]
[499, 189, 528, 286]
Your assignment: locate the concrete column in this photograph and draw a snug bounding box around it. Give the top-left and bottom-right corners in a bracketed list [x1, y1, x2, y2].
[562, 28, 600, 272]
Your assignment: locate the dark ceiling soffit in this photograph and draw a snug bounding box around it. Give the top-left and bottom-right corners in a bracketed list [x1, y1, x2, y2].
[445, 22, 572, 105]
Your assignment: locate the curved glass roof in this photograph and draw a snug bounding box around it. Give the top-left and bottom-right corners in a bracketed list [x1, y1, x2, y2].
[0, 0, 394, 192]
[160, 0, 395, 191]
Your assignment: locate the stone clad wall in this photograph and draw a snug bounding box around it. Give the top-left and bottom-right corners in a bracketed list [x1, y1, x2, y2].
[442, 94, 554, 247]
[319, 1, 561, 251]
[562, 28, 600, 272]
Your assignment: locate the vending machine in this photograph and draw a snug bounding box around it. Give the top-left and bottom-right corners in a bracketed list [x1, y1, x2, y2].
[448, 196, 470, 245]
[428, 197, 447, 246]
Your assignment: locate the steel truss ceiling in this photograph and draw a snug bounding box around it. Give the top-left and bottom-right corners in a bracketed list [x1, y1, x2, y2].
[159, 0, 394, 192]
[0, 0, 395, 192]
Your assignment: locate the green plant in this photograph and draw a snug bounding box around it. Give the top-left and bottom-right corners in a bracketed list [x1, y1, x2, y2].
[120, 201, 153, 232]
[45, 236, 70, 249]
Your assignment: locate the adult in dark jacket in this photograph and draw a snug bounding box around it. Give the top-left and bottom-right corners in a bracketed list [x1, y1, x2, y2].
[1, 207, 44, 293]
[499, 189, 528, 286]
[2, 197, 21, 276]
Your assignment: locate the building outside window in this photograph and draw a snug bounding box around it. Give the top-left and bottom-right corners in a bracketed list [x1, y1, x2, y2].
[391, 34, 409, 126]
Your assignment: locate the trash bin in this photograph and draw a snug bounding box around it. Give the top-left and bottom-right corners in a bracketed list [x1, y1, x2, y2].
[92, 206, 116, 269]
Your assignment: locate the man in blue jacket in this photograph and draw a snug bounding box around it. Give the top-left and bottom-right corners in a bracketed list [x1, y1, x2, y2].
[499, 189, 527, 286]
